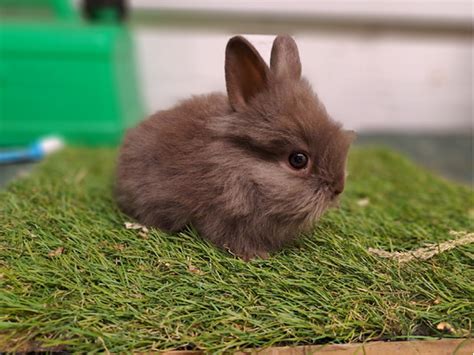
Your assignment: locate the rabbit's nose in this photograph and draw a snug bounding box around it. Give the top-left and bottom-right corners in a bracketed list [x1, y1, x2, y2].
[332, 178, 345, 195]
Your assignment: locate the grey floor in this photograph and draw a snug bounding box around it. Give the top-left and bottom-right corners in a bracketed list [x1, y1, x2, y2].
[0, 134, 472, 189]
[356, 133, 472, 185]
[0, 161, 35, 189]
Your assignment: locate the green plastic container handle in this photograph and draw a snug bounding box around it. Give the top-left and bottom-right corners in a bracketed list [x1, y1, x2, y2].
[82, 0, 127, 23]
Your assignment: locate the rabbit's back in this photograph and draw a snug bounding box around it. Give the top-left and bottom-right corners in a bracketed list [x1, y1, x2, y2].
[115, 93, 230, 230]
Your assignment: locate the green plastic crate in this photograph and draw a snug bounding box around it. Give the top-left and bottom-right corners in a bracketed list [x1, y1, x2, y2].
[0, 0, 143, 146]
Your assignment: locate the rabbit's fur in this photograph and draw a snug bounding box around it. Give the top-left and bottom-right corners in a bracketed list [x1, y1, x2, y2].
[116, 35, 354, 260]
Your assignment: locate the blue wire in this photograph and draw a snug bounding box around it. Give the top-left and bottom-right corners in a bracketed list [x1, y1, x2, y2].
[0, 143, 44, 164]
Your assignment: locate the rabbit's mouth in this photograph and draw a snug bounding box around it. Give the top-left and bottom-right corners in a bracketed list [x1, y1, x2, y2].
[328, 187, 343, 206]
[329, 197, 341, 208]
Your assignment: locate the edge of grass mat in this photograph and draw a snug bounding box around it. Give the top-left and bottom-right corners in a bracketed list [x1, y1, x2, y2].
[0, 147, 472, 352]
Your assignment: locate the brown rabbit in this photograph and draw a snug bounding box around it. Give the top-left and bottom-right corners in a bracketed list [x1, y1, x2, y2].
[115, 35, 355, 260]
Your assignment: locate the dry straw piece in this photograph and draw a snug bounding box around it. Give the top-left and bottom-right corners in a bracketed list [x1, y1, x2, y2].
[124, 222, 149, 235]
[48, 246, 65, 257]
[368, 231, 474, 263]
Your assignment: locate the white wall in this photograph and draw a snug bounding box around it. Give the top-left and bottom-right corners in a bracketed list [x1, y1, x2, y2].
[134, 30, 472, 133]
[132, 0, 472, 133]
[132, 0, 471, 23]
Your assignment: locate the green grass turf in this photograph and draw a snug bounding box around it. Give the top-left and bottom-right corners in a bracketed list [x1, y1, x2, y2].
[0, 147, 472, 352]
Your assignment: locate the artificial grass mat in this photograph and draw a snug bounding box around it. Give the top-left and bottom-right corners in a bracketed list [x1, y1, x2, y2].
[0, 147, 472, 352]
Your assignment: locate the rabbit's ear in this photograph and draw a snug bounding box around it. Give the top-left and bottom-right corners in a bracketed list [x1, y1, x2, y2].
[225, 36, 270, 112]
[270, 35, 301, 81]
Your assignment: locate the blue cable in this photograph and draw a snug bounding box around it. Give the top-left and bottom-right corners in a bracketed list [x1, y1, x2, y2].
[0, 143, 45, 164]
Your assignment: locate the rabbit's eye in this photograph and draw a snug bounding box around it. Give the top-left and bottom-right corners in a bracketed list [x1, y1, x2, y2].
[289, 152, 308, 169]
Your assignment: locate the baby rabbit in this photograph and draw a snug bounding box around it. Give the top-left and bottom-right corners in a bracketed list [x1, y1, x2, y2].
[116, 35, 354, 260]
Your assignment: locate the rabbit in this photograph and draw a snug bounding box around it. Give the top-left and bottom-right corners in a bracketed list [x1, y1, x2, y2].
[115, 35, 355, 260]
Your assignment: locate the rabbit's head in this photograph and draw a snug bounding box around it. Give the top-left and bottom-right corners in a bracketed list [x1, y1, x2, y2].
[212, 35, 355, 233]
